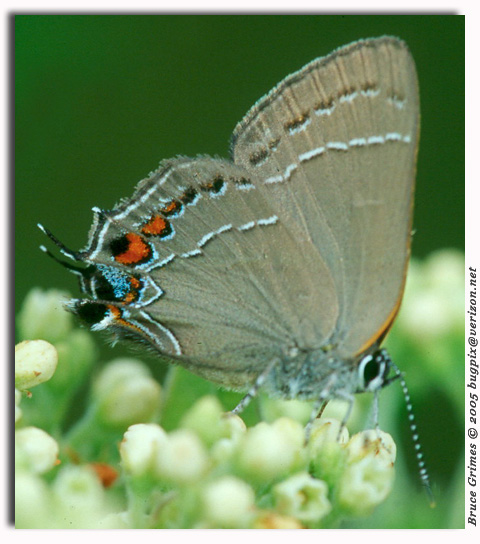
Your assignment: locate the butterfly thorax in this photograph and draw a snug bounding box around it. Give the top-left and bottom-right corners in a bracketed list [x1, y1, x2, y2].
[264, 346, 364, 401]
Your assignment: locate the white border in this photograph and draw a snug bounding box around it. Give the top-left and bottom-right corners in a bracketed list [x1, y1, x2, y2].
[6, 2, 471, 539]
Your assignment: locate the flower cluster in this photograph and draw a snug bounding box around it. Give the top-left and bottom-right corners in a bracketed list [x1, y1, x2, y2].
[117, 400, 396, 528]
[14, 250, 463, 528]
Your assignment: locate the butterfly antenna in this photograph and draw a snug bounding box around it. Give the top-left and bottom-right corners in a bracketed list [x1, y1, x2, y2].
[391, 360, 435, 507]
[37, 223, 80, 262]
[38, 224, 89, 281]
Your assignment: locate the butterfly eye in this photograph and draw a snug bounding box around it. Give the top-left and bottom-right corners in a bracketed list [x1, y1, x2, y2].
[357, 351, 389, 392]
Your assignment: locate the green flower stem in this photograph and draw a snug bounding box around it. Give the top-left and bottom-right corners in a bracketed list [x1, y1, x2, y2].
[63, 402, 122, 460]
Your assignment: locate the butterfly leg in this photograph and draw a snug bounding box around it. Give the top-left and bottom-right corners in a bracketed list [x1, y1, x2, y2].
[304, 385, 355, 445]
[304, 397, 328, 445]
[336, 391, 355, 441]
[230, 357, 279, 415]
[372, 389, 381, 434]
[304, 374, 340, 444]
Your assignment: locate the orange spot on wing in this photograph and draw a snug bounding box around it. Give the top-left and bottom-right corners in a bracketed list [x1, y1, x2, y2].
[107, 304, 144, 334]
[141, 215, 168, 236]
[124, 292, 136, 303]
[114, 233, 151, 265]
[123, 276, 142, 303]
[161, 200, 182, 215]
[130, 277, 141, 289]
[107, 304, 122, 318]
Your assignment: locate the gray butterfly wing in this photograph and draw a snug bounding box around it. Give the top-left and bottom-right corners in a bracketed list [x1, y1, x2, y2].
[231, 36, 419, 359]
[83, 156, 338, 389]
[76, 36, 417, 391]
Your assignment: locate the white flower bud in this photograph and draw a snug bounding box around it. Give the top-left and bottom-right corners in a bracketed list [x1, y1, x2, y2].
[93, 359, 161, 427]
[347, 429, 396, 464]
[15, 426, 59, 474]
[51, 465, 108, 527]
[120, 423, 168, 476]
[399, 251, 463, 338]
[211, 437, 238, 464]
[273, 472, 331, 523]
[181, 396, 248, 448]
[308, 417, 349, 454]
[180, 395, 225, 445]
[15, 340, 58, 390]
[307, 418, 349, 483]
[236, 418, 304, 481]
[15, 472, 51, 528]
[221, 412, 247, 440]
[18, 288, 72, 343]
[337, 430, 396, 515]
[202, 476, 255, 528]
[155, 429, 209, 485]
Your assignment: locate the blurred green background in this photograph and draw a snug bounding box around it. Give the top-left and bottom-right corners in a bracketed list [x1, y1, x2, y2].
[15, 15, 465, 529]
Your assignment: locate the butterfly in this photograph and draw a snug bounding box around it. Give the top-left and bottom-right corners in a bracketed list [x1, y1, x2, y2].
[40, 37, 420, 444]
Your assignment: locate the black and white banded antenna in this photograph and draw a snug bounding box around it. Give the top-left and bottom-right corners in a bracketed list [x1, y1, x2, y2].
[390, 359, 436, 507]
[38, 224, 86, 280]
[37, 223, 79, 262]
